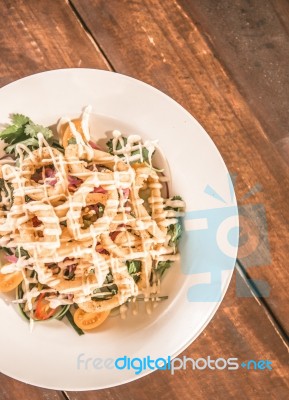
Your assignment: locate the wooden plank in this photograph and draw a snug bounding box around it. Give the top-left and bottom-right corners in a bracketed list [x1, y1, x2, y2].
[0, 0, 108, 396]
[65, 271, 289, 400]
[178, 0, 289, 161]
[71, 0, 289, 333]
[0, 1, 287, 398]
[0, 0, 108, 88]
[0, 374, 66, 400]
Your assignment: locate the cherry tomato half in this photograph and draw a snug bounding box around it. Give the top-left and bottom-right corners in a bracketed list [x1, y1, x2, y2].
[35, 293, 57, 320]
[0, 270, 23, 293]
[73, 308, 110, 330]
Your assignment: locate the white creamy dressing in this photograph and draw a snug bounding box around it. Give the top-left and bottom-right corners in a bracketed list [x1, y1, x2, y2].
[0, 106, 185, 320]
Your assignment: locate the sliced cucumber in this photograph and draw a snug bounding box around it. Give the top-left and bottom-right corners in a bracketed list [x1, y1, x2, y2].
[65, 309, 84, 336]
[55, 305, 71, 320]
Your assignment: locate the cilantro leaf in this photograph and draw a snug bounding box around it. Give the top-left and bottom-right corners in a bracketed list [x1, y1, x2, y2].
[5, 138, 39, 154]
[24, 123, 53, 139]
[0, 126, 28, 144]
[0, 113, 59, 156]
[11, 114, 30, 126]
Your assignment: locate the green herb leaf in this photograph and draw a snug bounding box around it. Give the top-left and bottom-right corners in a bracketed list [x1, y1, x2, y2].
[68, 137, 77, 145]
[24, 123, 53, 139]
[0, 178, 14, 204]
[5, 137, 40, 154]
[131, 146, 150, 163]
[126, 260, 142, 282]
[106, 136, 151, 164]
[92, 283, 118, 300]
[168, 221, 182, 246]
[0, 114, 55, 156]
[15, 247, 30, 259]
[165, 195, 184, 212]
[25, 195, 32, 202]
[155, 260, 172, 277]
[106, 136, 128, 154]
[0, 127, 26, 144]
[0, 247, 13, 256]
[172, 195, 182, 201]
[11, 114, 30, 126]
[97, 203, 105, 218]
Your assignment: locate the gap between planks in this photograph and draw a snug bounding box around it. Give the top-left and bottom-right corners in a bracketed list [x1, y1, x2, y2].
[66, 0, 115, 71]
[236, 260, 289, 350]
[62, 391, 71, 400]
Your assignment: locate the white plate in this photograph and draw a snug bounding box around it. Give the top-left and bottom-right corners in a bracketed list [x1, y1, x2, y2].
[0, 69, 238, 390]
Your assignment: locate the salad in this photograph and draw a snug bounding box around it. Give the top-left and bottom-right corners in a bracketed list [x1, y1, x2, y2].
[0, 106, 185, 334]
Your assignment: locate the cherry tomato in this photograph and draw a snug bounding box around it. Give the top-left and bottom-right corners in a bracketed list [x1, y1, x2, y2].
[35, 293, 57, 320]
[73, 308, 110, 330]
[0, 270, 23, 293]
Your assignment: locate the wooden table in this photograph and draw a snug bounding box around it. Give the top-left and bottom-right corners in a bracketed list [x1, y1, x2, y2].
[0, 1, 288, 399]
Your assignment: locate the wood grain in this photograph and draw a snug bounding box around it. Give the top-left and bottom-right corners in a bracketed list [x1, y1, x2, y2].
[179, 0, 289, 149]
[65, 272, 289, 400]
[0, 0, 108, 88]
[0, 374, 65, 400]
[0, 0, 288, 398]
[71, 0, 289, 333]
